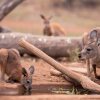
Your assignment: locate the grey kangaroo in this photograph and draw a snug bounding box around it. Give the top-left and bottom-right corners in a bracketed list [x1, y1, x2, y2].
[78, 27, 100, 79]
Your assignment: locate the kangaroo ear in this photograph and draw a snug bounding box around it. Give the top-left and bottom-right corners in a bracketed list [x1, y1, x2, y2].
[22, 67, 28, 76]
[40, 14, 46, 20]
[29, 65, 34, 75]
[90, 30, 98, 42]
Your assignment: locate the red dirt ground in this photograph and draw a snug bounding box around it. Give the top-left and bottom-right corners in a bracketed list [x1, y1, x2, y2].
[21, 57, 85, 83]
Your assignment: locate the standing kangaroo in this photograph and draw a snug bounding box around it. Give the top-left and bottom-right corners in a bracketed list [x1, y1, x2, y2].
[79, 41, 100, 79]
[78, 27, 100, 78]
[0, 48, 34, 91]
[40, 14, 66, 36]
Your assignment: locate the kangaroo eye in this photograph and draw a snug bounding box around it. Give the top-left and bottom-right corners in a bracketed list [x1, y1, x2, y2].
[87, 48, 92, 51]
[98, 43, 100, 46]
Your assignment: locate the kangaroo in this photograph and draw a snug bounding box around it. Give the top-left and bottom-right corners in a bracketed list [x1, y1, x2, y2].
[79, 42, 100, 79]
[40, 14, 66, 36]
[78, 27, 100, 78]
[0, 48, 34, 91]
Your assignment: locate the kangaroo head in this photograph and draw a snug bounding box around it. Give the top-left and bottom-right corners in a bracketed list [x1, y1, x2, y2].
[78, 42, 98, 60]
[21, 65, 34, 92]
[40, 14, 52, 26]
[78, 29, 100, 60]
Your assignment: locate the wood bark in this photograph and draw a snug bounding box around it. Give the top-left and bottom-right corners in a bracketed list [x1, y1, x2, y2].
[50, 67, 87, 76]
[0, 33, 82, 57]
[0, 0, 25, 21]
[19, 39, 100, 93]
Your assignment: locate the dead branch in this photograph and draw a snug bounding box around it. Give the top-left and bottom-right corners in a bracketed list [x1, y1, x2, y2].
[50, 67, 87, 76]
[0, 0, 25, 21]
[19, 38, 100, 93]
[0, 33, 81, 57]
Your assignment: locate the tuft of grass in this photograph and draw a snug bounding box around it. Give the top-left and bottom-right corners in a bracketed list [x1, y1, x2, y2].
[67, 48, 79, 62]
[52, 86, 90, 95]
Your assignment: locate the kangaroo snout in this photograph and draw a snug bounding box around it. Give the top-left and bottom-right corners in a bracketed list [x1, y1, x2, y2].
[78, 53, 82, 59]
[78, 52, 86, 60]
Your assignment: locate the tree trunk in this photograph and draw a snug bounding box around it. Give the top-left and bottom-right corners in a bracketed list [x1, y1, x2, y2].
[0, 33, 82, 57]
[18, 39, 100, 93]
[50, 67, 87, 76]
[0, 0, 25, 21]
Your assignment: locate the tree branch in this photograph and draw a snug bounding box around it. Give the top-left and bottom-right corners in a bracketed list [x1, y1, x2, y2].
[0, 0, 25, 21]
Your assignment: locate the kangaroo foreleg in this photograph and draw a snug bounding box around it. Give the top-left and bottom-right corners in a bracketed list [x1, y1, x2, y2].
[86, 59, 91, 77]
[0, 65, 5, 81]
[92, 64, 100, 79]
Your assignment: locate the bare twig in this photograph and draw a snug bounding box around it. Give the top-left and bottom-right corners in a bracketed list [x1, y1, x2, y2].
[0, 0, 25, 21]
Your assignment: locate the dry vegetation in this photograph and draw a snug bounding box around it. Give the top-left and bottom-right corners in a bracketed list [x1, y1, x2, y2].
[0, 0, 100, 36]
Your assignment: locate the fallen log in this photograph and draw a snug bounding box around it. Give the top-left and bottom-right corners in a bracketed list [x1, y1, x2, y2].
[19, 38, 100, 93]
[0, 33, 82, 57]
[50, 68, 94, 85]
[0, 0, 25, 21]
[50, 67, 88, 76]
